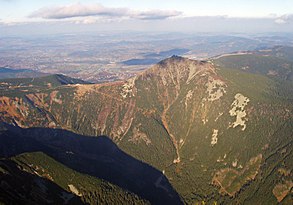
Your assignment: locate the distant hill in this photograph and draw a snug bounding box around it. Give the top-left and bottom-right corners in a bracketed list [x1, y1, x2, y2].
[213, 54, 293, 80]
[255, 46, 293, 63]
[122, 48, 190, 66]
[0, 74, 90, 96]
[0, 67, 49, 79]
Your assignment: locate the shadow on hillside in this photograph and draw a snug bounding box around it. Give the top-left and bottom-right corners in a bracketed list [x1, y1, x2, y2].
[0, 158, 83, 204]
[0, 123, 183, 205]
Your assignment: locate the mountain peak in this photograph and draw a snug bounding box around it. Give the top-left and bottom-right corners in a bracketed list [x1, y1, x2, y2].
[139, 56, 216, 86]
[156, 55, 211, 71]
[158, 55, 189, 65]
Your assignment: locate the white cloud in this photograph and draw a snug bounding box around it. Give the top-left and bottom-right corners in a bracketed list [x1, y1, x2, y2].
[0, 19, 20, 26]
[132, 10, 182, 20]
[29, 3, 126, 19]
[275, 18, 286, 24]
[29, 3, 182, 21]
[274, 14, 293, 24]
[74, 17, 98, 25]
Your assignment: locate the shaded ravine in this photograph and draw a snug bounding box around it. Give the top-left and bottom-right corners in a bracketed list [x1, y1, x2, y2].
[0, 159, 83, 205]
[0, 123, 183, 205]
[161, 98, 181, 164]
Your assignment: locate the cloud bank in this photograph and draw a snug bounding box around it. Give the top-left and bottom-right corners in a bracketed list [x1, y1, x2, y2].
[29, 3, 182, 21]
[2, 2, 293, 34]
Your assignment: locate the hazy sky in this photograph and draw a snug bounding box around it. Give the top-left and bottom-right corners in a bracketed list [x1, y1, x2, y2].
[1, 0, 293, 35]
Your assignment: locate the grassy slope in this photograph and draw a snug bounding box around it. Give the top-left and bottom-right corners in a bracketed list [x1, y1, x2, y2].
[213, 54, 293, 80]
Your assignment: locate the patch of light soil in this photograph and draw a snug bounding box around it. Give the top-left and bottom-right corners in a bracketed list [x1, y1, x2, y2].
[68, 184, 82, 197]
[229, 93, 250, 131]
[185, 90, 193, 108]
[211, 129, 219, 146]
[205, 76, 227, 102]
[121, 77, 136, 98]
[128, 124, 151, 145]
[232, 159, 238, 167]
